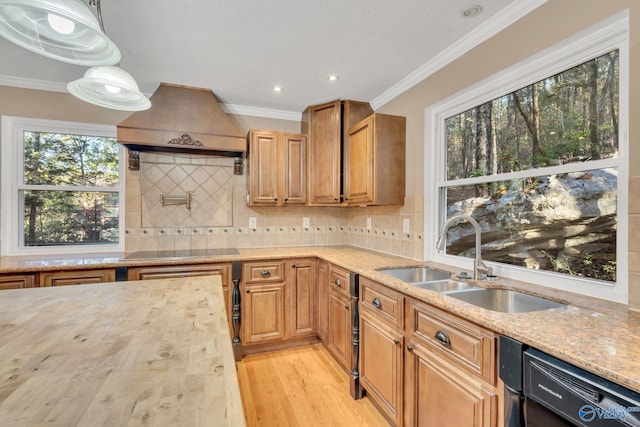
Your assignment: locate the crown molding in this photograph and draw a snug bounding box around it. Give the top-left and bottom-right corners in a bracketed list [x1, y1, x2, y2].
[370, 0, 548, 110]
[222, 104, 302, 121]
[0, 74, 68, 93]
[0, 75, 301, 121]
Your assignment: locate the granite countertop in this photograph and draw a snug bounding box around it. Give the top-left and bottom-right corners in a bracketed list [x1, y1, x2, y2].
[1, 246, 639, 394]
[0, 275, 245, 427]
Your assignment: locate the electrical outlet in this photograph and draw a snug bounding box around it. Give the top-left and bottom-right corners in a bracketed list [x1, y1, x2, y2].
[402, 218, 410, 233]
[366, 217, 372, 229]
[303, 217, 310, 228]
[249, 217, 257, 229]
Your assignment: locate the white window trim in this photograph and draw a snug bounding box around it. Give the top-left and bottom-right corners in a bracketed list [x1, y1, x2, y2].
[1, 116, 125, 256]
[424, 11, 629, 304]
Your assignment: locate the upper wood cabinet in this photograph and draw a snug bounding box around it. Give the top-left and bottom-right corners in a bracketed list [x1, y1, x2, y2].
[247, 130, 307, 206]
[345, 113, 406, 206]
[302, 100, 373, 205]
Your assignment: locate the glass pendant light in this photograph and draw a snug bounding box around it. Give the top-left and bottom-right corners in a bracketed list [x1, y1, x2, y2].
[0, 0, 120, 65]
[67, 65, 150, 111]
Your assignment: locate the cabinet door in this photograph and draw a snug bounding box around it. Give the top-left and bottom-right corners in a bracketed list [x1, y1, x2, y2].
[345, 116, 374, 205]
[316, 260, 329, 342]
[248, 130, 280, 205]
[0, 274, 36, 290]
[327, 287, 352, 371]
[360, 312, 404, 426]
[306, 100, 342, 205]
[405, 341, 497, 427]
[243, 283, 286, 344]
[288, 259, 317, 338]
[282, 133, 307, 205]
[40, 269, 115, 286]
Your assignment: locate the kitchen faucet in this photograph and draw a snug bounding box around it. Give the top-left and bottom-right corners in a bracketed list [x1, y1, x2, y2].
[436, 215, 492, 280]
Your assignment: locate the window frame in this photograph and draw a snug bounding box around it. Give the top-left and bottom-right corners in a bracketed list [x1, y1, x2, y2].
[1, 116, 125, 256]
[424, 12, 629, 303]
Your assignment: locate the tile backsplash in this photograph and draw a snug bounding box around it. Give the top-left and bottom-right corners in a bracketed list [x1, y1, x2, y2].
[124, 151, 424, 260]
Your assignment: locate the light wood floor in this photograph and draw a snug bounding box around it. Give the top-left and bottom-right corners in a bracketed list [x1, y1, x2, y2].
[237, 344, 391, 427]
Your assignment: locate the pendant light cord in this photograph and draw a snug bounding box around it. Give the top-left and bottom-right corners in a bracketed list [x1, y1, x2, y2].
[88, 0, 106, 33]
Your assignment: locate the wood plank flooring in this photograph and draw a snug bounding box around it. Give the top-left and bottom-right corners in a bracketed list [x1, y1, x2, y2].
[237, 344, 391, 426]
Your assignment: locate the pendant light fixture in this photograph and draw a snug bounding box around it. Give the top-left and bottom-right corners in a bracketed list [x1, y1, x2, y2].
[67, 0, 150, 111]
[0, 0, 120, 65]
[67, 65, 151, 111]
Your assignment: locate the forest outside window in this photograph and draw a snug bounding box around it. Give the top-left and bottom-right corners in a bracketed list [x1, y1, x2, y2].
[1, 117, 123, 255]
[427, 15, 628, 302]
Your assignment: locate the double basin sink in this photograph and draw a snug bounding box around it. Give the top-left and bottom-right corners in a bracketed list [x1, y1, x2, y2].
[376, 267, 565, 313]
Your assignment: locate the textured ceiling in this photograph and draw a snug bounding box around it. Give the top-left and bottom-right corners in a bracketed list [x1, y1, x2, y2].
[0, 0, 544, 116]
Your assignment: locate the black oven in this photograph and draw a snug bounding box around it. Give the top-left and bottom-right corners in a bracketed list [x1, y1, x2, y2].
[499, 336, 640, 426]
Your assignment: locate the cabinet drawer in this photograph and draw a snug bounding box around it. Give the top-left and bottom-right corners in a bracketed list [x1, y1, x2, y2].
[328, 265, 350, 296]
[0, 274, 36, 290]
[244, 261, 285, 283]
[40, 269, 115, 287]
[360, 277, 404, 329]
[408, 300, 496, 384]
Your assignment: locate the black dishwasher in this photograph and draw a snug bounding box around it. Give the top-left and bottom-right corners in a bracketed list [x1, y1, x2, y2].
[500, 336, 640, 426]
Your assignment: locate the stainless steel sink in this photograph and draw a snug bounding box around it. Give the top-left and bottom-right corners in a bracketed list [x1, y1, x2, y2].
[414, 280, 478, 293]
[376, 267, 451, 283]
[446, 288, 565, 313]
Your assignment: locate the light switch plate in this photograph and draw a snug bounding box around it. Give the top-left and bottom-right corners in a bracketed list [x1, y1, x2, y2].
[402, 218, 410, 233]
[249, 217, 257, 229]
[303, 217, 310, 228]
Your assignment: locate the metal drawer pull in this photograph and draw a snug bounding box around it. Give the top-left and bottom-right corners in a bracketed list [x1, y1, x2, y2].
[372, 297, 382, 309]
[260, 270, 271, 277]
[393, 338, 400, 345]
[334, 278, 342, 287]
[407, 345, 414, 352]
[435, 330, 451, 347]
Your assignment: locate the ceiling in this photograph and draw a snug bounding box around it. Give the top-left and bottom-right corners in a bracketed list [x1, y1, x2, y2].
[0, 0, 545, 118]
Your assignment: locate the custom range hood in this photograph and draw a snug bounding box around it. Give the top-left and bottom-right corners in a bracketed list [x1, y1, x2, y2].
[117, 83, 245, 169]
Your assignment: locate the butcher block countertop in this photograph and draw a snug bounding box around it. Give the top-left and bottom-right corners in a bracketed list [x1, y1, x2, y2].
[0, 275, 245, 427]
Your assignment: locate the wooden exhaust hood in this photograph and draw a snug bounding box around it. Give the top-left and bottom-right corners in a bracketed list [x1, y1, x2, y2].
[117, 83, 246, 169]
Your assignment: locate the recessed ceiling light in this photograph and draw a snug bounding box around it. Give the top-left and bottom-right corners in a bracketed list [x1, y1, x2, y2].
[328, 75, 340, 82]
[461, 5, 483, 18]
[273, 86, 284, 92]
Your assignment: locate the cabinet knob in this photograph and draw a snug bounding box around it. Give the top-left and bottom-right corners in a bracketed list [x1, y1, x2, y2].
[274, 197, 278, 202]
[284, 198, 288, 202]
[291, 264, 296, 268]
[334, 197, 339, 201]
[334, 278, 342, 287]
[435, 330, 451, 347]
[246, 289, 250, 293]
[372, 298, 382, 309]
[260, 270, 271, 277]
[344, 304, 349, 310]
[393, 338, 400, 345]
[407, 345, 414, 352]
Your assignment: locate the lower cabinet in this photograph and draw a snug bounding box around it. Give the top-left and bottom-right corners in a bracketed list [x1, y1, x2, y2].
[327, 286, 352, 371]
[241, 258, 317, 350]
[316, 260, 329, 341]
[324, 264, 353, 373]
[0, 273, 36, 289]
[404, 299, 498, 427]
[244, 282, 287, 343]
[405, 341, 497, 427]
[357, 277, 499, 427]
[39, 268, 115, 286]
[360, 312, 404, 426]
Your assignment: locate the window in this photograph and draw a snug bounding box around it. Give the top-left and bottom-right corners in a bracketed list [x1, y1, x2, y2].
[1, 117, 124, 255]
[425, 14, 628, 303]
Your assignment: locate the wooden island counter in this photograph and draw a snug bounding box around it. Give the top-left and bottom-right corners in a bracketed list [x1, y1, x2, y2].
[0, 275, 245, 427]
